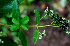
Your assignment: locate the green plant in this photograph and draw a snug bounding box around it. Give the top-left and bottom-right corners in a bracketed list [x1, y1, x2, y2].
[0, 0, 70, 46]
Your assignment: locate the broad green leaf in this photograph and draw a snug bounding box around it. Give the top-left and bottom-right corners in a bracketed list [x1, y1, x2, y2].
[18, 30, 27, 46]
[0, 0, 24, 18]
[0, 0, 13, 18]
[10, 24, 20, 31]
[21, 25, 28, 30]
[12, 18, 20, 25]
[20, 16, 29, 25]
[2, 25, 9, 35]
[6, 13, 12, 18]
[1, 17, 7, 24]
[33, 29, 39, 44]
[34, 9, 40, 24]
[12, 0, 20, 21]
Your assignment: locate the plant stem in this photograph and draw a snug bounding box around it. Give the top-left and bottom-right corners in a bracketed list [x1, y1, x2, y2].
[0, 22, 59, 28]
[36, 14, 47, 29]
[40, 14, 47, 20]
[50, 21, 54, 25]
[28, 24, 59, 27]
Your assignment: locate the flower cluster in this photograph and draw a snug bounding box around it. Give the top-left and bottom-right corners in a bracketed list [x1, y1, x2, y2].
[39, 30, 46, 39]
[44, 7, 70, 34]
[51, 14, 69, 31]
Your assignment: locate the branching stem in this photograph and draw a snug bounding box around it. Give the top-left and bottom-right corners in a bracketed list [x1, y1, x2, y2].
[0, 22, 59, 28]
[28, 24, 59, 27]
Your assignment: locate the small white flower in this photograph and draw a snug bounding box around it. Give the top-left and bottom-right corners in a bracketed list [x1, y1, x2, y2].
[42, 30, 45, 34]
[39, 35, 42, 39]
[42, 30, 46, 36]
[62, 17, 66, 20]
[66, 31, 70, 35]
[44, 10, 46, 12]
[46, 7, 48, 11]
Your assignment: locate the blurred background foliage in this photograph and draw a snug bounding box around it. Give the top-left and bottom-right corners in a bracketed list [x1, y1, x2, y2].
[0, 0, 70, 46]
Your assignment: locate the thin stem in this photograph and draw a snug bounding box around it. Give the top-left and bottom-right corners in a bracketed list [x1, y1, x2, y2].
[40, 14, 47, 20]
[28, 24, 59, 27]
[50, 21, 54, 25]
[36, 14, 47, 29]
[52, 26, 59, 27]
[0, 22, 59, 28]
[39, 32, 42, 35]
[28, 25, 37, 27]
[45, 25, 52, 26]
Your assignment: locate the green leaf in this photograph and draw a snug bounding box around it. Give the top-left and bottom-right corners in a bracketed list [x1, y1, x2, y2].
[18, 30, 27, 46]
[33, 29, 39, 44]
[2, 25, 8, 35]
[6, 13, 12, 18]
[10, 24, 20, 31]
[12, 0, 20, 21]
[1, 17, 7, 24]
[34, 9, 40, 24]
[21, 25, 28, 30]
[20, 16, 29, 25]
[12, 18, 20, 25]
[0, 0, 24, 18]
[0, 0, 13, 18]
